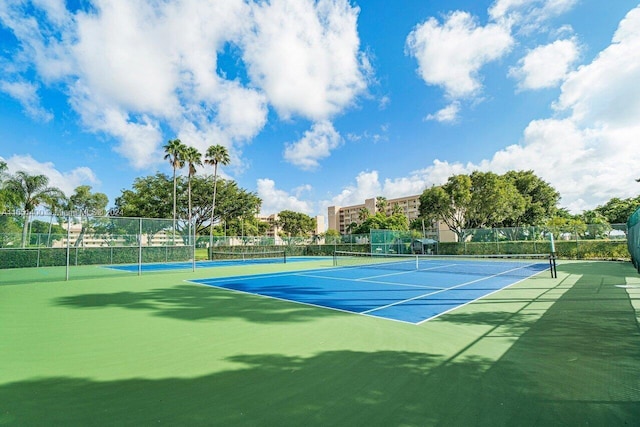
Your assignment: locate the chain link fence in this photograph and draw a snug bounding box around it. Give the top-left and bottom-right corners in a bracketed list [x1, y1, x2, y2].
[628, 208, 640, 273]
[0, 212, 631, 282]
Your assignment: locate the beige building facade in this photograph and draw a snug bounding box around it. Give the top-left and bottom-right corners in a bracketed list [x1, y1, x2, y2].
[328, 195, 456, 242]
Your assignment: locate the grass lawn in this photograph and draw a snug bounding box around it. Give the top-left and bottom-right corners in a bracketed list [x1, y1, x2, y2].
[1, 259, 640, 426]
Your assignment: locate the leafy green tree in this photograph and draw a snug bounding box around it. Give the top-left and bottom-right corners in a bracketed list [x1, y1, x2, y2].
[419, 174, 472, 241]
[4, 172, 65, 247]
[467, 171, 525, 229]
[204, 145, 231, 252]
[352, 210, 408, 234]
[0, 161, 11, 211]
[209, 179, 260, 235]
[580, 210, 611, 239]
[163, 138, 186, 235]
[277, 210, 315, 237]
[115, 173, 175, 219]
[358, 207, 370, 222]
[183, 146, 202, 240]
[66, 185, 109, 247]
[593, 196, 640, 224]
[115, 174, 261, 240]
[502, 170, 560, 226]
[420, 171, 560, 241]
[115, 173, 183, 243]
[28, 220, 65, 246]
[323, 229, 341, 244]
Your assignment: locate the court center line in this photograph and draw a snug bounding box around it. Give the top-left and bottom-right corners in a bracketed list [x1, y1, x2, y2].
[352, 263, 464, 281]
[361, 262, 546, 315]
[292, 272, 446, 290]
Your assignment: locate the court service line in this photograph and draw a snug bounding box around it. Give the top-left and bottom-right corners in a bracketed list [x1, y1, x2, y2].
[415, 269, 548, 325]
[361, 262, 545, 315]
[293, 271, 446, 290]
[353, 262, 464, 282]
[186, 278, 420, 325]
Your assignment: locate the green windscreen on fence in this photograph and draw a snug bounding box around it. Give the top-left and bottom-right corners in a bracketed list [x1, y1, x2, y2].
[627, 207, 640, 273]
[370, 229, 415, 254]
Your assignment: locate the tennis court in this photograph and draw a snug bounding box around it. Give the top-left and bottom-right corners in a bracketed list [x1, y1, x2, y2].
[190, 253, 552, 324]
[105, 254, 315, 273]
[2, 256, 640, 425]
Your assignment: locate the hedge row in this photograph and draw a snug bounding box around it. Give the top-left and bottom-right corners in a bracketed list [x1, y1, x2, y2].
[1, 239, 629, 269]
[437, 240, 629, 260]
[0, 246, 193, 269]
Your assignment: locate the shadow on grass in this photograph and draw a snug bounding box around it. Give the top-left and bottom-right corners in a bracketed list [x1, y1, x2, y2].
[0, 265, 148, 286]
[2, 346, 638, 426]
[54, 284, 338, 323]
[6, 261, 638, 425]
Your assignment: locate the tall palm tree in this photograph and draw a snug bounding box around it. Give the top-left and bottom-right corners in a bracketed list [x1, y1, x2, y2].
[43, 191, 68, 247]
[183, 146, 202, 244]
[163, 139, 186, 241]
[204, 144, 230, 255]
[358, 207, 370, 222]
[0, 162, 7, 211]
[4, 171, 65, 247]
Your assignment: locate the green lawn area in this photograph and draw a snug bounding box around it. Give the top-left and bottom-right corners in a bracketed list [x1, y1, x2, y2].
[1, 259, 640, 426]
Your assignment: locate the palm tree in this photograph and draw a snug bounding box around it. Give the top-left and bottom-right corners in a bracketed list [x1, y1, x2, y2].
[183, 146, 202, 244]
[43, 191, 68, 247]
[163, 139, 186, 241]
[204, 144, 230, 255]
[358, 207, 370, 222]
[0, 160, 12, 211]
[4, 171, 65, 247]
[376, 196, 388, 215]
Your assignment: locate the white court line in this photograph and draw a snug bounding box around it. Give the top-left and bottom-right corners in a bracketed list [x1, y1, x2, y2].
[185, 278, 421, 326]
[361, 262, 545, 315]
[293, 271, 445, 290]
[353, 263, 453, 281]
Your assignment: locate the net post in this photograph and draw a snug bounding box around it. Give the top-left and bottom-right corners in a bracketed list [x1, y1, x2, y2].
[548, 254, 557, 278]
[138, 217, 142, 276]
[65, 215, 70, 281]
[547, 232, 557, 278]
[283, 250, 287, 264]
[192, 218, 196, 272]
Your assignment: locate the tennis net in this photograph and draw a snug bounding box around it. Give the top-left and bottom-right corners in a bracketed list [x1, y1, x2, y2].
[210, 250, 286, 264]
[333, 251, 555, 278]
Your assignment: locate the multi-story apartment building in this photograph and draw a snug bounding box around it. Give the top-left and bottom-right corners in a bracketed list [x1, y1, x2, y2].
[254, 213, 326, 238]
[328, 195, 456, 242]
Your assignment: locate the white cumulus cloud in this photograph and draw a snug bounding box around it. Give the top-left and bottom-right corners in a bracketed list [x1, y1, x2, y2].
[256, 178, 314, 215]
[0, 79, 53, 122]
[509, 38, 580, 90]
[284, 121, 342, 170]
[2, 154, 99, 197]
[425, 102, 460, 123]
[0, 0, 366, 172]
[327, 5, 640, 215]
[406, 11, 513, 99]
[242, 0, 369, 121]
[489, 0, 579, 29]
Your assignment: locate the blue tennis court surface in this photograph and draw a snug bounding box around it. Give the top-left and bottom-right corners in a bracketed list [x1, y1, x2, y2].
[189, 257, 551, 324]
[105, 256, 316, 272]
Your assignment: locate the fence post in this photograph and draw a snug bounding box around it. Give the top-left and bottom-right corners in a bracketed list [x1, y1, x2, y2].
[65, 216, 70, 281]
[36, 233, 41, 268]
[192, 219, 196, 272]
[138, 218, 142, 276]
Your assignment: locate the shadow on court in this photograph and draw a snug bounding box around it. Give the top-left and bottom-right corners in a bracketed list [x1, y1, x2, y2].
[2, 261, 639, 425]
[54, 283, 338, 324]
[0, 265, 143, 286]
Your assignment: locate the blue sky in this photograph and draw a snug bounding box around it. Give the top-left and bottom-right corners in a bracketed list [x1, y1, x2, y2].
[1, 0, 639, 218]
